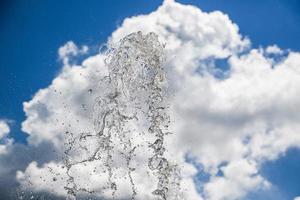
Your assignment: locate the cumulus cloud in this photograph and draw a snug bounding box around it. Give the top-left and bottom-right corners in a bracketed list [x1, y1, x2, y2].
[0, 120, 12, 155]
[58, 41, 89, 66]
[265, 45, 283, 55]
[1, 0, 300, 200]
[0, 120, 10, 139]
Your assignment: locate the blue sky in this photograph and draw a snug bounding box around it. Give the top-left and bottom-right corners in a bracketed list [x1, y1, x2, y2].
[1, 0, 300, 199]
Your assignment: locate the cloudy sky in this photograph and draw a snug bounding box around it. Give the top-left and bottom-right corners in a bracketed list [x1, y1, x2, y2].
[1, 0, 300, 199]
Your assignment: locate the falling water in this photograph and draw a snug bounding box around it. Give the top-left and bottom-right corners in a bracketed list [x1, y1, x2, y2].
[63, 31, 182, 200]
[19, 32, 181, 200]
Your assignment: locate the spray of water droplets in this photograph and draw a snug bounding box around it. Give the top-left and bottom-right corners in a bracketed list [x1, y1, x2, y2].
[62, 31, 183, 200]
[25, 32, 182, 200]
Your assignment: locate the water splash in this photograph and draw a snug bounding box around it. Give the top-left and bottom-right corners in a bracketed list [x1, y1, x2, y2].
[63, 31, 182, 200]
[22, 32, 182, 200]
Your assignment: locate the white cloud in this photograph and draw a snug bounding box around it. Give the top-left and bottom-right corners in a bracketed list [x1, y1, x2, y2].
[294, 196, 300, 200]
[204, 159, 270, 200]
[58, 41, 89, 66]
[8, 0, 300, 200]
[17, 161, 68, 196]
[0, 120, 12, 155]
[265, 45, 283, 55]
[0, 120, 10, 139]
